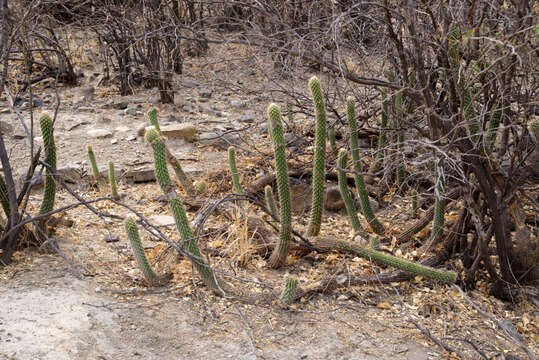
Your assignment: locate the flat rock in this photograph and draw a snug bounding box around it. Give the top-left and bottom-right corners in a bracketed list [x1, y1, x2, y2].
[122, 168, 156, 183]
[182, 79, 203, 88]
[102, 100, 129, 110]
[88, 129, 113, 138]
[229, 99, 246, 108]
[161, 123, 198, 142]
[150, 215, 175, 226]
[199, 131, 241, 149]
[237, 114, 255, 123]
[57, 164, 86, 183]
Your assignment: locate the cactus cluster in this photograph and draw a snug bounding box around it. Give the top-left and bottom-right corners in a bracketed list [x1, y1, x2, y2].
[281, 276, 298, 305]
[36, 115, 57, 239]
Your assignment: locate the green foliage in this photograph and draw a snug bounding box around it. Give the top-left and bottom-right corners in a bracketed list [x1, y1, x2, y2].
[267, 104, 292, 268]
[307, 76, 327, 236]
[124, 217, 170, 286]
[346, 97, 384, 234]
[87, 145, 105, 190]
[109, 160, 120, 200]
[337, 150, 363, 232]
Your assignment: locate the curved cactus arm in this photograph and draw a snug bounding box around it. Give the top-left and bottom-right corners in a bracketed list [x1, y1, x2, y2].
[281, 276, 298, 305]
[108, 160, 120, 200]
[315, 237, 456, 282]
[307, 76, 327, 236]
[87, 145, 105, 190]
[337, 150, 363, 233]
[124, 217, 171, 286]
[228, 146, 243, 194]
[264, 185, 279, 227]
[266, 104, 292, 268]
[0, 174, 10, 218]
[346, 97, 384, 234]
[146, 129, 228, 294]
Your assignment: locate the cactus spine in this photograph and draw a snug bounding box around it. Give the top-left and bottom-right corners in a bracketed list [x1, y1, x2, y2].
[108, 160, 120, 200]
[264, 185, 279, 227]
[307, 76, 327, 236]
[337, 150, 363, 233]
[87, 145, 105, 190]
[346, 97, 384, 234]
[281, 276, 298, 305]
[228, 146, 243, 194]
[146, 129, 228, 294]
[124, 217, 171, 286]
[267, 104, 292, 268]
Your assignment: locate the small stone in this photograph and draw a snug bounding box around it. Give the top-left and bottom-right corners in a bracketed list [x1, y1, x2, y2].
[237, 114, 255, 123]
[126, 135, 137, 141]
[111, 138, 118, 144]
[199, 89, 212, 98]
[182, 79, 203, 88]
[229, 99, 246, 108]
[13, 134, 26, 139]
[100, 116, 112, 123]
[0, 121, 13, 134]
[95, 287, 102, 293]
[166, 114, 180, 122]
[103, 100, 129, 110]
[77, 106, 94, 112]
[124, 106, 137, 116]
[150, 215, 175, 226]
[182, 105, 193, 112]
[199, 131, 240, 149]
[160, 123, 198, 142]
[115, 125, 130, 133]
[104, 233, 120, 243]
[88, 129, 113, 138]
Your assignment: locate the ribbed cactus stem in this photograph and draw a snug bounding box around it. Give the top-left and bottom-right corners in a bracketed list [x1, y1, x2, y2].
[287, 103, 294, 123]
[39, 115, 56, 215]
[328, 127, 338, 158]
[328, 238, 456, 282]
[87, 145, 105, 190]
[307, 76, 327, 236]
[337, 150, 363, 233]
[264, 185, 279, 227]
[485, 104, 501, 154]
[430, 183, 445, 242]
[267, 104, 292, 268]
[281, 276, 298, 305]
[228, 146, 243, 194]
[146, 129, 227, 294]
[124, 217, 171, 286]
[0, 174, 10, 218]
[148, 108, 161, 134]
[346, 97, 384, 234]
[411, 189, 418, 219]
[108, 160, 120, 200]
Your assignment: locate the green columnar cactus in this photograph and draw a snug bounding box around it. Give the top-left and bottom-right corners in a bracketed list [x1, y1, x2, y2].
[281, 276, 298, 305]
[87, 145, 105, 190]
[195, 180, 207, 194]
[108, 160, 120, 200]
[370, 235, 380, 249]
[146, 129, 227, 294]
[337, 150, 363, 233]
[429, 182, 445, 242]
[485, 104, 501, 154]
[267, 104, 292, 268]
[411, 189, 418, 219]
[228, 146, 243, 194]
[39, 115, 56, 216]
[448, 28, 479, 143]
[146, 109, 195, 196]
[0, 174, 10, 218]
[346, 97, 384, 234]
[124, 217, 171, 286]
[307, 76, 327, 236]
[264, 185, 279, 226]
[148, 108, 161, 133]
[328, 127, 338, 158]
[328, 238, 456, 282]
[287, 103, 294, 123]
